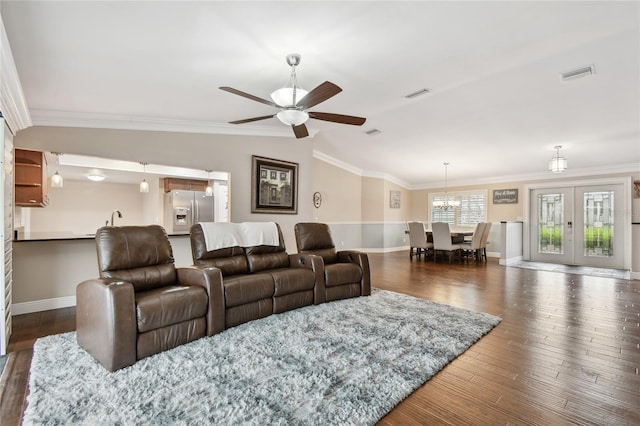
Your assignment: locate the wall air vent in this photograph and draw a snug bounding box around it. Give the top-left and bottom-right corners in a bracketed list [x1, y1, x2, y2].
[364, 128, 381, 136]
[561, 65, 595, 81]
[404, 88, 431, 99]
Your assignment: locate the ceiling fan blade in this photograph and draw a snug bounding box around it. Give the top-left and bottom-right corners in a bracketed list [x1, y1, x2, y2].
[219, 86, 276, 107]
[298, 81, 342, 109]
[292, 124, 309, 139]
[229, 114, 275, 124]
[308, 112, 366, 126]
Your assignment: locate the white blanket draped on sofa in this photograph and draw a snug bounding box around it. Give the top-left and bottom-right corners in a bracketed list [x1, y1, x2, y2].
[198, 222, 279, 251]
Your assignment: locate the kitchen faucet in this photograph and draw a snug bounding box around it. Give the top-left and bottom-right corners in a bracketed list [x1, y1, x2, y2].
[110, 210, 123, 226]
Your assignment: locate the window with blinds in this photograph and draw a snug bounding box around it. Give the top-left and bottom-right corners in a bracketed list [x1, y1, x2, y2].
[429, 190, 487, 226]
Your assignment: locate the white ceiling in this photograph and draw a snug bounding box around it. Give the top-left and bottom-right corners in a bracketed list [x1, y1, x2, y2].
[2, 1, 639, 188]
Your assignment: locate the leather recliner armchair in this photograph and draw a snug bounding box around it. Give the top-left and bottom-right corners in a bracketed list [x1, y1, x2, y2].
[294, 222, 371, 302]
[76, 225, 219, 371]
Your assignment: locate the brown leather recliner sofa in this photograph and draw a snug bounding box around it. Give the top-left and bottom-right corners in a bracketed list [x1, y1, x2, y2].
[294, 222, 371, 302]
[190, 222, 324, 332]
[76, 225, 220, 371]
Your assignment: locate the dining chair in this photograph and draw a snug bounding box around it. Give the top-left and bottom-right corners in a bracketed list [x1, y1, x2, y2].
[432, 222, 462, 263]
[479, 222, 492, 261]
[408, 221, 433, 260]
[460, 222, 486, 262]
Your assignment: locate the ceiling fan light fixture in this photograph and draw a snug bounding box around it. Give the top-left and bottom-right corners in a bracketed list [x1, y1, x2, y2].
[270, 87, 308, 107]
[276, 109, 309, 126]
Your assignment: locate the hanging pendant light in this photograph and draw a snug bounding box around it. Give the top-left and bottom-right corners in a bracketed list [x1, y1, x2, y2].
[139, 162, 149, 193]
[548, 145, 568, 173]
[50, 152, 64, 188]
[433, 162, 460, 210]
[205, 169, 213, 196]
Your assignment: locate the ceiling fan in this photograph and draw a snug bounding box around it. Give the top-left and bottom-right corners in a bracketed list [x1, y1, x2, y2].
[219, 54, 366, 139]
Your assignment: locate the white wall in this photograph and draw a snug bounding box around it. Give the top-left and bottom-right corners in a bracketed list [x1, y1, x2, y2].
[24, 179, 147, 234]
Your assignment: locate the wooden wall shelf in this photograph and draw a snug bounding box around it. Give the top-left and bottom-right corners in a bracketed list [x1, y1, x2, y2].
[15, 149, 48, 207]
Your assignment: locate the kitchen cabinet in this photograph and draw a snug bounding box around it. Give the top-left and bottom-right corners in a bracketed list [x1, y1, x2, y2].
[15, 149, 48, 207]
[163, 177, 208, 193]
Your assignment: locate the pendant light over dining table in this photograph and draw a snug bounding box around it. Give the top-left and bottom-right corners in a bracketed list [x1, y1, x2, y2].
[432, 162, 460, 210]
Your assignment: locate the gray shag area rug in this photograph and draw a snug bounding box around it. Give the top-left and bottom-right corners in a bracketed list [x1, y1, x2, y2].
[24, 290, 501, 425]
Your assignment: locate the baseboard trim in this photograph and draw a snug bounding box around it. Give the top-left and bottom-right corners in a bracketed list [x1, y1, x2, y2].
[12, 296, 76, 315]
[631, 271, 640, 280]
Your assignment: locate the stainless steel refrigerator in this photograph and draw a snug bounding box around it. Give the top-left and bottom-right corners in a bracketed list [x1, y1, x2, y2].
[164, 190, 214, 233]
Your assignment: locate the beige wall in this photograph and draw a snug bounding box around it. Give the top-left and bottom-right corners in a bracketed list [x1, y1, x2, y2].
[411, 182, 524, 223]
[361, 177, 384, 222]
[411, 171, 640, 224]
[311, 158, 361, 222]
[24, 180, 148, 234]
[383, 180, 412, 223]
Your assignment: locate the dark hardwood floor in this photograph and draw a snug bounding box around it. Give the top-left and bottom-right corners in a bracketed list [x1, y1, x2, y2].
[1, 252, 638, 425]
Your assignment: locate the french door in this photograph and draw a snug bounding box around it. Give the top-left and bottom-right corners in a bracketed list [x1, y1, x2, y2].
[530, 183, 625, 268]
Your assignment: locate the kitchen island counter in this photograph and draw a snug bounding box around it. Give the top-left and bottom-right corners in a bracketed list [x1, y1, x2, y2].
[14, 230, 190, 242]
[12, 232, 193, 315]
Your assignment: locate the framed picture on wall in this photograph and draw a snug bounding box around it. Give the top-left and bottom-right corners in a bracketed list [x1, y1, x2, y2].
[390, 190, 401, 208]
[251, 155, 298, 214]
[493, 189, 518, 204]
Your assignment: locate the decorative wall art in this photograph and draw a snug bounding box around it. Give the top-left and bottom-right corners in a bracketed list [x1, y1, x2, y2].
[251, 155, 298, 214]
[493, 188, 518, 204]
[390, 190, 401, 208]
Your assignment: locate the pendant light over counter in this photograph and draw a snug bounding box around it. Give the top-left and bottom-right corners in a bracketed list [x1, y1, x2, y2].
[139, 162, 149, 193]
[205, 170, 213, 196]
[50, 152, 64, 188]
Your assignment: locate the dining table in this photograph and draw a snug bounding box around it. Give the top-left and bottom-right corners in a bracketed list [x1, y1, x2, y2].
[405, 227, 474, 243]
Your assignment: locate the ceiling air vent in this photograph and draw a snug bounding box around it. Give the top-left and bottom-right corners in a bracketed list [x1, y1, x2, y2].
[404, 88, 431, 99]
[561, 65, 595, 81]
[364, 128, 381, 136]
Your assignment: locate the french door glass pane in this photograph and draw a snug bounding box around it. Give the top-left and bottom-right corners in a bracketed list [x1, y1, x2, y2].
[538, 193, 564, 254]
[583, 191, 614, 257]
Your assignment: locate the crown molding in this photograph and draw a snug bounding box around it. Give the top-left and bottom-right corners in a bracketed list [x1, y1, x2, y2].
[312, 150, 412, 189]
[410, 162, 640, 190]
[29, 109, 319, 139]
[312, 150, 364, 176]
[0, 17, 32, 134]
[313, 149, 638, 191]
[361, 170, 412, 189]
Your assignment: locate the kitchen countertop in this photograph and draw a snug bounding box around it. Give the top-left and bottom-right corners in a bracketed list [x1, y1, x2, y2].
[14, 230, 190, 242]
